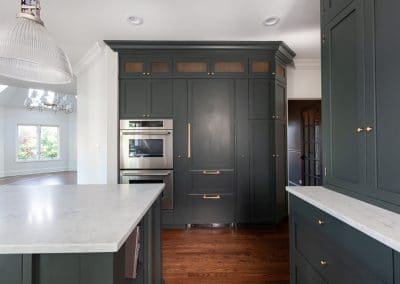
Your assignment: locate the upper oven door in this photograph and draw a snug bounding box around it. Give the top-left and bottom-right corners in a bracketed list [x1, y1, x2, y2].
[120, 129, 173, 169]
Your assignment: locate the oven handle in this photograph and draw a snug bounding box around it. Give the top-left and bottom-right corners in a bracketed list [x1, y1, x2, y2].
[121, 172, 171, 177]
[121, 131, 171, 136]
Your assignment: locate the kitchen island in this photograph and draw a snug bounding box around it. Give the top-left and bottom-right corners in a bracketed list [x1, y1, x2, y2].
[0, 184, 164, 284]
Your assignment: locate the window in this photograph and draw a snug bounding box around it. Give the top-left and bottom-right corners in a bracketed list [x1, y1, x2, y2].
[17, 125, 60, 161]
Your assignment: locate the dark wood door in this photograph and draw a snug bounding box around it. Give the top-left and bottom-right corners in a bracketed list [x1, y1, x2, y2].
[369, 0, 400, 200]
[250, 120, 273, 224]
[249, 79, 273, 120]
[120, 79, 149, 118]
[322, 0, 367, 193]
[302, 109, 322, 186]
[148, 79, 173, 118]
[188, 79, 235, 171]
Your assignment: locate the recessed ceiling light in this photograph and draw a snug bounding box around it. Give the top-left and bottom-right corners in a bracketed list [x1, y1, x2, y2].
[264, 16, 280, 26]
[127, 16, 144, 25]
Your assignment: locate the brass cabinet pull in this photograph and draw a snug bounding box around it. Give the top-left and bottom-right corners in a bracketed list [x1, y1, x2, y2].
[187, 123, 192, 158]
[317, 219, 325, 225]
[366, 126, 373, 132]
[142, 72, 146, 75]
[202, 170, 221, 175]
[356, 127, 365, 133]
[202, 194, 221, 200]
[320, 260, 327, 267]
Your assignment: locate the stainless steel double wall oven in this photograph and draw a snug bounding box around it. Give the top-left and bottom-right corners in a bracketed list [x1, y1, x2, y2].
[120, 119, 173, 210]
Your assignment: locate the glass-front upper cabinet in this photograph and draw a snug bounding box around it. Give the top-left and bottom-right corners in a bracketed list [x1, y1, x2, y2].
[174, 58, 210, 77]
[250, 57, 274, 76]
[210, 59, 248, 76]
[120, 56, 172, 78]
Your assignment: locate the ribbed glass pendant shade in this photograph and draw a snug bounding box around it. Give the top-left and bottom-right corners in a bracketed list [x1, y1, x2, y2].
[0, 17, 73, 84]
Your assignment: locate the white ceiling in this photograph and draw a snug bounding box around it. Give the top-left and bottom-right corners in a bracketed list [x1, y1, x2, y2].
[0, 0, 321, 68]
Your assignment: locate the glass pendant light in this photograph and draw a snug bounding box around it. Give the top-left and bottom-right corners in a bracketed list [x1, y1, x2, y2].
[0, 0, 73, 84]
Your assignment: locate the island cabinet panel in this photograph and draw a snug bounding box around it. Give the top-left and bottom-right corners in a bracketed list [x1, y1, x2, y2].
[0, 255, 22, 284]
[322, 0, 368, 195]
[120, 79, 173, 119]
[289, 195, 395, 284]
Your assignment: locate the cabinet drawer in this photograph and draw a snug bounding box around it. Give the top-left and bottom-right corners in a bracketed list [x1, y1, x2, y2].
[188, 170, 234, 194]
[291, 196, 393, 283]
[293, 251, 326, 284]
[187, 193, 234, 224]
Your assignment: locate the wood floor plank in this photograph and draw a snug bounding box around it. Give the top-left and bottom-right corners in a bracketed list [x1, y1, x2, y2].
[163, 221, 290, 283]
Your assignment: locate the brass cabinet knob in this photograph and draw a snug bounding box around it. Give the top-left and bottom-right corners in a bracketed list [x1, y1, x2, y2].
[366, 126, 373, 132]
[320, 260, 327, 267]
[142, 114, 147, 117]
[318, 219, 325, 225]
[177, 154, 182, 158]
[142, 72, 146, 75]
[272, 115, 276, 119]
[147, 72, 151, 76]
[356, 127, 364, 133]
[211, 72, 215, 75]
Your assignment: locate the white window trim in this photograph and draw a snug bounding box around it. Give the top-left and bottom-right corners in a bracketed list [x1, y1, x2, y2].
[16, 124, 61, 163]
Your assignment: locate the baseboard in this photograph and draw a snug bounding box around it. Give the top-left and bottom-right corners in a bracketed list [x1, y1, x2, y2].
[3, 167, 70, 178]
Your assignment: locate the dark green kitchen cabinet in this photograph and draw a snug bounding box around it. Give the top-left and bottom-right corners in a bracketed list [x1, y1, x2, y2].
[321, 0, 354, 26]
[289, 195, 395, 284]
[119, 79, 173, 119]
[108, 41, 295, 226]
[322, 0, 368, 195]
[368, 0, 400, 204]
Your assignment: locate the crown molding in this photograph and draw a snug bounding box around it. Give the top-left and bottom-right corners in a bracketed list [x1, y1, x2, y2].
[293, 58, 321, 70]
[74, 41, 108, 76]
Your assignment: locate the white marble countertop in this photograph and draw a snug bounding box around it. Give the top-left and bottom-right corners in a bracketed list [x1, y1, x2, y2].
[0, 184, 164, 254]
[287, 186, 400, 253]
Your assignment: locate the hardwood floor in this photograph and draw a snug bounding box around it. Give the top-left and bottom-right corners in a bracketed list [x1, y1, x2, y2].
[0, 171, 77, 186]
[163, 222, 290, 284]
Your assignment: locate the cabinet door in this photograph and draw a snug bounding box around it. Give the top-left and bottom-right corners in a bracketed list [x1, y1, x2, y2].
[274, 120, 288, 222]
[0, 255, 22, 284]
[120, 79, 149, 118]
[249, 79, 273, 120]
[369, 0, 400, 201]
[321, 0, 354, 26]
[148, 58, 172, 76]
[274, 81, 287, 121]
[175, 59, 210, 77]
[250, 120, 274, 224]
[211, 58, 248, 76]
[322, 1, 367, 193]
[148, 79, 173, 118]
[235, 79, 251, 223]
[250, 57, 274, 76]
[188, 79, 235, 171]
[120, 56, 146, 78]
[293, 252, 327, 284]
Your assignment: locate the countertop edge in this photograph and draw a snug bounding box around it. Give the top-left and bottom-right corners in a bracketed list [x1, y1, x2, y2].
[286, 186, 400, 253]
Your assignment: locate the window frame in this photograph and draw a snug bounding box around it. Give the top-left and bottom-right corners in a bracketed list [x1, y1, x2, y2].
[16, 124, 61, 162]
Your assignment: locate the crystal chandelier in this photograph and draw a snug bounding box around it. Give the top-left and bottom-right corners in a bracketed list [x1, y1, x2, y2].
[0, 0, 73, 84]
[24, 89, 75, 114]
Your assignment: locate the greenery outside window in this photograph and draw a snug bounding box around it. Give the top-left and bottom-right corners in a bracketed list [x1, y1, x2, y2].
[17, 125, 60, 161]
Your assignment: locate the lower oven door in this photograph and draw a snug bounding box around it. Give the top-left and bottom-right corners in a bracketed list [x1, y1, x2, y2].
[120, 130, 173, 169]
[120, 170, 173, 210]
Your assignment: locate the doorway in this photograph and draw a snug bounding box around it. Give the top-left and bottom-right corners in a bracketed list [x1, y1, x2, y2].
[288, 100, 322, 186]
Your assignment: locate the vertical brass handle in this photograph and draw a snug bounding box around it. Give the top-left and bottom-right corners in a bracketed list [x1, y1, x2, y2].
[187, 123, 191, 158]
[356, 127, 364, 133]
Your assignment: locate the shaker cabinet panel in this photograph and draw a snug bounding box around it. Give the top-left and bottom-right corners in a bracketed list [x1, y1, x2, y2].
[250, 120, 274, 223]
[0, 255, 22, 284]
[149, 80, 174, 118]
[274, 82, 287, 121]
[274, 120, 288, 221]
[120, 79, 149, 118]
[371, 0, 400, 199]
[321, 0, 354, 26]
[323, 1, 367, 194]
[188, 79, 235, 171]
[249, 79, 273, 120]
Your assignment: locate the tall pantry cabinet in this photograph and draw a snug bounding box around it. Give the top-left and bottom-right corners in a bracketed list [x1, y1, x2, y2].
[106, 41, 295, 226]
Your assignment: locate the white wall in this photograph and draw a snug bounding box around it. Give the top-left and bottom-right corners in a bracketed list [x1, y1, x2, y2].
[0, 106, 4, 177]
[287, 59, 321, 99]
[68, 114, 77, 171]
[75, 42, 118, 184]
[2, 107, 77, 177]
